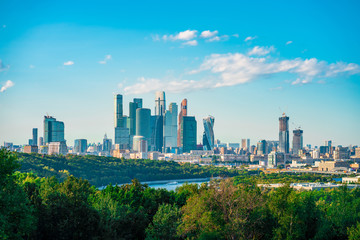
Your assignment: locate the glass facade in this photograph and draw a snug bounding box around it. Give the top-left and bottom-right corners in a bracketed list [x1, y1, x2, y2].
[44, 116, 65, 144]
[202, 116, 215, 150]
[180, 116, 197, 153]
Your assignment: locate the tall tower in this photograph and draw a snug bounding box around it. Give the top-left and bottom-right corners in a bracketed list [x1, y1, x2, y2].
[155, 91, 166, 116]
[180, 116, 197, 153]
[136, 108, 151, 149]
[292, 129, 303, 155]
[164, 103, 178, 148]
[202, 116, 215, 150]
[114, 94, 124, 128]
[279, 113, 289, 153]
[177, 99, 187, 147]
[44, 116, 65, 144]
[32, 128, 38, 146]
[114, 94, 129, 149]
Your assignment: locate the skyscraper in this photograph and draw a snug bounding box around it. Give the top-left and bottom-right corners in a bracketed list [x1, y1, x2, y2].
[257, 140, 267, 155]
[136, 108, 151, 150]
[150, 115, 163, 152]
[164, 103, 178, 148]
[292, 129, 303, 155]
[127, 98, 143, 149]
[155, 91, 166, 116]
[32, 128, 38, 146]
[179, 116, 197, 153]
[177, 99, 187, 147]
[241, 139, 250, 152]
[44, 116, 65, 144]
[203, 116, 215, 151]
[102, 134, 112, 154]
[74, 139, 87, 154]
[114, 94, 130, 149]
[279, 114, 289, 153]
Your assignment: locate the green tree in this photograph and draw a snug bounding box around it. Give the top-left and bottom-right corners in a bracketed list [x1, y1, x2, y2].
[146, 204, 181, 240]
[0, 148, 36, 239]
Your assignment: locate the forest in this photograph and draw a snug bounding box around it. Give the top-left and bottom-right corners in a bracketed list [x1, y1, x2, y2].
[16, 152, 241, 187]
[2, 149, 360, 240]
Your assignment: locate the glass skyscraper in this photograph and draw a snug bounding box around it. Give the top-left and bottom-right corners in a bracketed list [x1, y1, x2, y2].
[179, 116, 197, 153]
[279, 114, 289, 153]
[164, 102, 178, 148]
[74, 139, 87, 154]
[114, 94, 130, 149]
[32, 128, 38, 146]
[136, 108, 151, 150]
[154, 91, 166, 116]
[44, 116, 65, 144]
[202, 116, 215, 150]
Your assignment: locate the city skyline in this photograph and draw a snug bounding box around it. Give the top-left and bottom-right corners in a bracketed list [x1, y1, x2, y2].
[1, 1, 360, 146]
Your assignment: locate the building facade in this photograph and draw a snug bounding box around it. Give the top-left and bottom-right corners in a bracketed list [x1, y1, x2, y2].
[74, 139, 87, 154]
[292, 129, 303, 155]
[279, 114, 289, 153]
[202, 115, 215, 151]
[179, 116, 197, 153]
[164, 102, 178, 149]
[44, 116, 65, 144]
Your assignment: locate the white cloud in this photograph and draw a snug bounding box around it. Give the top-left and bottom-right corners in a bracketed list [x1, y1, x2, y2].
[0, 80, 14, 93]
[0, 60, 9, 72]
[200, 30, 218, 38]
[163, 30, 197, 41]
[99, 55, 112, 64]
[245, 36, 257, 42]
[286, 41, 293, 45]
[63, 61, 74, 66]
[248, 46, 275, 56]
[182, 40, 198, 46]
[207, 35, 229, 42]
[151, 34, 160, 41]
[121, 50, 360, 94]
[123, 77, 213, 94]
[232, 34, 239, 38]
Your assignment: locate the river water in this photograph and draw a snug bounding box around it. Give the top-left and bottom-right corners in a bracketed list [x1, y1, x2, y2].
[99, 177, 216, 191]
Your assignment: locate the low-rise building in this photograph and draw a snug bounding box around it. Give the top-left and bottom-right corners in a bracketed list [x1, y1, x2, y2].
[318, 160, 350, 172]
[23, 145, 38, 153]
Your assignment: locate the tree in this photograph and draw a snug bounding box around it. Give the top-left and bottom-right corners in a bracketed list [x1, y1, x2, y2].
[0, 148, 35, 239]
[146, 204, 181, 240]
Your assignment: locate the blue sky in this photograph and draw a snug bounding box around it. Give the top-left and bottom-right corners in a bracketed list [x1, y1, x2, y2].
[1, 0, 359, 147]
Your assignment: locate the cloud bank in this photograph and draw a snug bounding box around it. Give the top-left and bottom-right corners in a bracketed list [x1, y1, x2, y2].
[0, 80, 14, 93]
[63, 61, 74, 66]
[122, 49, 360, 94]
[99, 54, 112, 64]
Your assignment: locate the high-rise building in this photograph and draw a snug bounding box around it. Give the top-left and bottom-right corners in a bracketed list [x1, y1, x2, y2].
[136, 108, 151, 150]
[155, 91, 166, 116]
[177, 99, 187, 147]
[203, 116, 215, 151]
[102, 134, 112, 154]
[74, 139, 87, 154]
[48, 142, 67, 155]
[32, 128, 38, 146]
[292, 129, 303, 155]
[164, 103, 178, 148]
[241, 139, 250, 151]
[150, 115, 163, 152]
[128, 98, 143, 136]
[279, 114, 289, 153]
[114, 94, 130, 149]
[39, 137, 44, 146]
[257, 140, 267, 155]
[44, 116, 65, 144]
[133, 136, 147, 152]
[179, 116, 197, 153]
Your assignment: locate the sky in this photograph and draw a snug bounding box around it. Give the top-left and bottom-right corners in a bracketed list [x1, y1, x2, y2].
[0, 0, 360, 147]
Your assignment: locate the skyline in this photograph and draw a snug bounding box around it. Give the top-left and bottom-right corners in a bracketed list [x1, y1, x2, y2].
[1, 0, 360, 146]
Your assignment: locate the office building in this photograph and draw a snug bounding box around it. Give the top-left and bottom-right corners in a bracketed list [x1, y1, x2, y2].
[48, 142, 67, 155]
[23, 145, 38, 154]
[44, 116, 65, 144]
[74, 139, 87, 154]
[179, 116, 197, 153]
[133, 136, 147, 153]
[203, 116, 215, 151]
[177, 99, 187, 147]
[150, 115, 163, 152]
[333, 147, 350, 160]
[292, 129, 303, 155]
[279, 114, 289, 153]
[155, 91, 166, 116]
[136, 108, 151, 150]
[102, 134, 112, 154]
[32, 128, 38, 146]
[128, 98, 143, 136]
[114, 94, 130, 149]
[257, 140, 267, 155]
[268, 151, 285, 168]
[39, 137, 44, 146]
[241, 139, 250, 151]
[164, 103, 178, 148]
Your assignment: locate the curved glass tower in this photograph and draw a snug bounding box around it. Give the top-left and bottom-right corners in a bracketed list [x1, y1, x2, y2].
[202, 116, 215, 150]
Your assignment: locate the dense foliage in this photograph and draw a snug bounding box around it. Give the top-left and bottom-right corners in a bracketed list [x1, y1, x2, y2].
[17, 153, 240, 187]
[2, 149, 360, 239]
